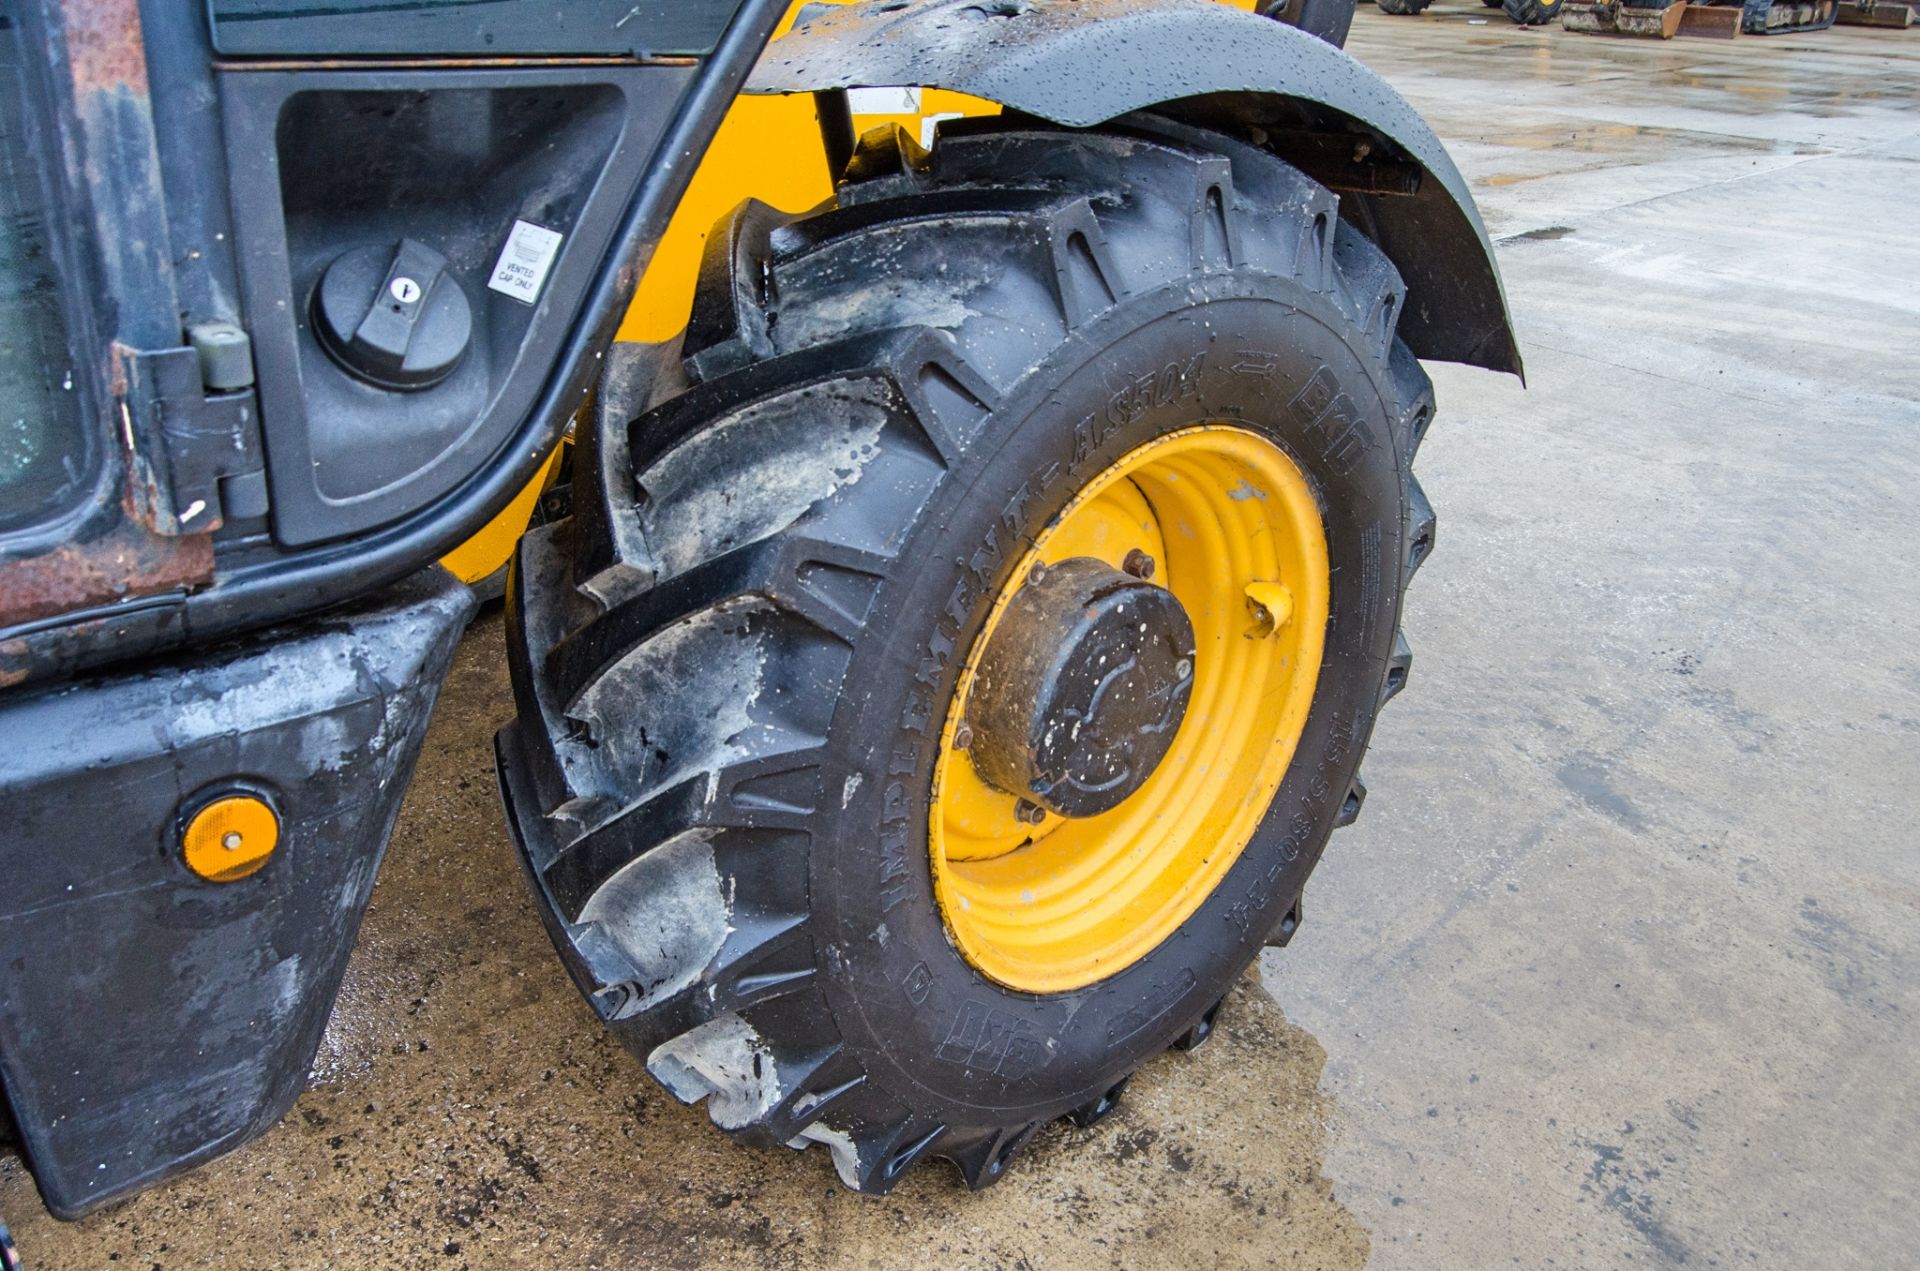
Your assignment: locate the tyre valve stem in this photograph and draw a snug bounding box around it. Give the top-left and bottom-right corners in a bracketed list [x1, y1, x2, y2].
[1244, 581, 1295, 636]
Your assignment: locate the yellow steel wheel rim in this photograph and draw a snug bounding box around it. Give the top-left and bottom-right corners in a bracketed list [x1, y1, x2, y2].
[929, 426, 1330, 993]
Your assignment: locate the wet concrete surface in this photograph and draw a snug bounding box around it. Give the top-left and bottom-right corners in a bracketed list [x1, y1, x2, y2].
[6, 9, 1920, 1268]
[1278, 8, 1920, 1268]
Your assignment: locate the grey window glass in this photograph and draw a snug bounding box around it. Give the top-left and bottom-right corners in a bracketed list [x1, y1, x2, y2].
[0, 7, 89, 534]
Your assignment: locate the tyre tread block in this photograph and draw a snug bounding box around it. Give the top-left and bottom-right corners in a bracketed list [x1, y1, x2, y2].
[943, 1121, 1045, 1191]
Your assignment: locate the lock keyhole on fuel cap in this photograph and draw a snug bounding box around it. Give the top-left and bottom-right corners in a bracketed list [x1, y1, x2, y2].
[314, 237, 472, 391]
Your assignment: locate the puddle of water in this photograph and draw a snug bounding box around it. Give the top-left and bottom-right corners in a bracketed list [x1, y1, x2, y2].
[1501, 224, 1578, 242]
[1487, 120, 1812, 155]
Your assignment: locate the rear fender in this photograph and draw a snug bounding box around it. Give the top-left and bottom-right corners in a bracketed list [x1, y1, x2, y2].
[751, 0, 1521, 376]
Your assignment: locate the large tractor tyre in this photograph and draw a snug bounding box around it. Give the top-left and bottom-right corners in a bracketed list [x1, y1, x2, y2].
[500, 116, 1437, 1194]
[1503, 0, 1566, 22]
[1376, 0, 1435, 14]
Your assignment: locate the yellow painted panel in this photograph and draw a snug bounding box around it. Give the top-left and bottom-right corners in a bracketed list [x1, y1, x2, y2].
[617, 93, 838, 343]
[439, 444, 563, 584]
[616, 87, 998, 343]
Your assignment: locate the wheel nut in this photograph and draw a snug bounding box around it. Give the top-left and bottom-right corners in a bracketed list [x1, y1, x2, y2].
[1027, 562, 1048, 586]
[1122, 548, 1156, 580]
[1014, 798, 1047, 825]
[952, 722, 974, 751]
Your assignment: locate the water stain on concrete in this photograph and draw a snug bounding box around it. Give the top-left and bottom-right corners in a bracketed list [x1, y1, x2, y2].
[1576, 1129, 1692, 1265]
[1555, 753, 1650, 833]
[0, 614, 1368, 1271]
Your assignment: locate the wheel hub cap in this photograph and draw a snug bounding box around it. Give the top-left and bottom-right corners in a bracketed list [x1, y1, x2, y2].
[965, 558, 1196, 819]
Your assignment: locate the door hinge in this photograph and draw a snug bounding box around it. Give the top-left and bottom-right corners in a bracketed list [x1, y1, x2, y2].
[119, 327, 268, 537]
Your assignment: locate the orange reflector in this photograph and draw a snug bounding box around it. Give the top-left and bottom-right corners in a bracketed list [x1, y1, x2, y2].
[182, 794, 280, 882]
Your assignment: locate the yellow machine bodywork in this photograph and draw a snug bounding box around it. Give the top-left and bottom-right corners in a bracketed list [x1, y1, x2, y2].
[442, 0, 1263, 585]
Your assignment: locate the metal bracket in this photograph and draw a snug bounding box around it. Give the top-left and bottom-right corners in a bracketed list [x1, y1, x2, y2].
[121, 341, 268, 536]
[1258, 126, 1425, 198]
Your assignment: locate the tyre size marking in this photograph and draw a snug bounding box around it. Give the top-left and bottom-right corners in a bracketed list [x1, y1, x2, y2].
[1359, 520, 1381, 648]
[1227, 708, 1359, 937]
[1228, 809, 1318, 939]
[936, 1001, 1052, 1081]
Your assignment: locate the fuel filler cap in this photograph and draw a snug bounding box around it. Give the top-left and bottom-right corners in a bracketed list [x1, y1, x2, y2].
[313, 238, 472, 391]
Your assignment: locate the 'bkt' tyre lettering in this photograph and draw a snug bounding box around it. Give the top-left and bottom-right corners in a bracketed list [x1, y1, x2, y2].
[937, 1001, 1052, 1080]
[1286, 365, 1375, 474]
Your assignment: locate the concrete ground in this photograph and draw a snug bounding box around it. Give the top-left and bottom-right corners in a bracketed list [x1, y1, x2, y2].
[6, 8, 1919, 1268]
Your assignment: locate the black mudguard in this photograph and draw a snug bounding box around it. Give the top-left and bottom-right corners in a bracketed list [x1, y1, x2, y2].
[754, 0, 1521, 377]
[0, 569, 473, 1218]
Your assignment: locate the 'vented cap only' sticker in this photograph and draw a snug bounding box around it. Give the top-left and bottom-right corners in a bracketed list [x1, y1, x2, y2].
[488, 220, 564, 305]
